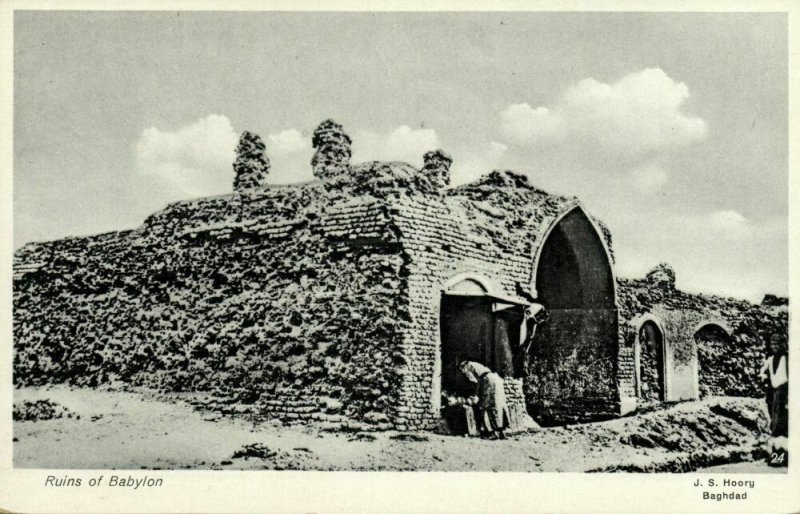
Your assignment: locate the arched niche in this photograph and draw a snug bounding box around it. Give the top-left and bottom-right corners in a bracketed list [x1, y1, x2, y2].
[635, 318, 667, 402]
[694, 321, 732, 340]
[694, 321, 733, 398]
[533, 206, 615, 309]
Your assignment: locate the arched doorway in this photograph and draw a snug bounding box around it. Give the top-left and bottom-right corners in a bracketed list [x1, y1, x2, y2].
[637, 320, 666, 401]
[438, 275, 528, 433]
[439, 276, 521, 398]
[526, 206, 618, 422]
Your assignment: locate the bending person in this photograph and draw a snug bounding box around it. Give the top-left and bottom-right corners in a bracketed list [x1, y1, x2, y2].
[459, 360, 511, 439]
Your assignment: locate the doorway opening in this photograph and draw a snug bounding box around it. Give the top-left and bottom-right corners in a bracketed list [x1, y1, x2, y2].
[440, 295, 522, 397]
[438, 278, 527, 434]
[637, 320, 666, 401]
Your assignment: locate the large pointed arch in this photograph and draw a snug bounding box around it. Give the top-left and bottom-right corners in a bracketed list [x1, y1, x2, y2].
[523, 204, 620, 423]
[531, 204, 616, 308]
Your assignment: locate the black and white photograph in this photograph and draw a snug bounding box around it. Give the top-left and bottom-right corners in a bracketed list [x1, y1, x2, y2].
[1, 3, 797, 513]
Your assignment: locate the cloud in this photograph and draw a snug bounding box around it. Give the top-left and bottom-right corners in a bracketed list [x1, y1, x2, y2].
[707, 210, 750, 231]
[500, 68, 707, 160]
[135, 114, 238, 196]
[500, 104, 565, 146]
[611, 207, 786, 301]
[267, 129, 311, 159]
[135, 116, 319, 191]
[451, 141, 508, 185]
[352, 125, 439, 167]
[672, 209, 753, 242]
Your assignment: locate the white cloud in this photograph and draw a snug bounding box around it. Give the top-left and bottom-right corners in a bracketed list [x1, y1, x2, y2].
[451, 140, 508, 185]
[707, 209, 749, 230]
[675, 209, 752, 241]
[135, 114, 238, 197]
[500, 68, 707, 159]
[267, 129, 311, 159]
[352, 125, 439, 167]
[499, 104, 565, 146]
[263, 128, 315, 184]
[611, 207, 786, 301]
[135, 117, 319, 191]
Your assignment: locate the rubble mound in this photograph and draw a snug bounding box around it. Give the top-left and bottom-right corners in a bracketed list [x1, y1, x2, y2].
[328, 161, 441, 197]
[448, 170, 576, 256]
[230, 442, 317, 470]
[588, 397, 768, 472]
[13, 399, 76, 421]
[618, 398, 765, 452]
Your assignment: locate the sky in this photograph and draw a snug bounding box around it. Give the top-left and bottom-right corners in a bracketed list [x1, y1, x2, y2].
[14, 11, 788, 302]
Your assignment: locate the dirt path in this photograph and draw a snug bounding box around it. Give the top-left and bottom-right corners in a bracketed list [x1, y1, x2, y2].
[13, 386, 779, 472]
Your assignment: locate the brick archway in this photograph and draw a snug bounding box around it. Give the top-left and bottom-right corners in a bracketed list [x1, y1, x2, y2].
[525, 205, 619, 423]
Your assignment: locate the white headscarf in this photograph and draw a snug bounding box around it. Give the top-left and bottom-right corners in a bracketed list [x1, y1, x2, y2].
[459, 360, 491, 383]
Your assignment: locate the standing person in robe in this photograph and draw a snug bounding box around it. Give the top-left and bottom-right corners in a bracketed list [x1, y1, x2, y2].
[459, 360, 511, 439]
[760, 332, 788, 465]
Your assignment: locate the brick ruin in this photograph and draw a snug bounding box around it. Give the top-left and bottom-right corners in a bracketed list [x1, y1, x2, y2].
[13, 120, 788, 431]
[617, 264, 788, 412]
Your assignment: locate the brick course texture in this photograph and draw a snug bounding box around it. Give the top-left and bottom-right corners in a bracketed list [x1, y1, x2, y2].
[13, 121, 786, 431]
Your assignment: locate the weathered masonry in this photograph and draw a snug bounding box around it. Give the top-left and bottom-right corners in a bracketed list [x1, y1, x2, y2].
[13, 119, 787, 431]
[617, 266, 787, 412]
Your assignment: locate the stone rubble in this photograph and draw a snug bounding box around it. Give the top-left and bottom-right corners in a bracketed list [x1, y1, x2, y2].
[13, 399, 77, 421]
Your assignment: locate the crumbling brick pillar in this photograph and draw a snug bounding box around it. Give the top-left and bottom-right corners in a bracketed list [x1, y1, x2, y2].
[422, 149, 452, 189]
[646, 263, 676, 292]
[311, 119, 352, 180]
[233, 131, 271, 192]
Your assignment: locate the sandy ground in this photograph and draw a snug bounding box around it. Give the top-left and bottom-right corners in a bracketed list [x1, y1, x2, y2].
[12, 386, 784, 472]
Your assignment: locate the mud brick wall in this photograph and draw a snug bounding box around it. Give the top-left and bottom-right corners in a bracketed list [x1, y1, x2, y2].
[617, 270, 788, 402]
[388, 194, 536, 430]
[525, 308, 619, 424]
[696, 306, 787, 397]
[616, 330, 637, 413]
[14, 182, 414, 429]
[504, 378, 533, 429]
[386, 172, 623, 428]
